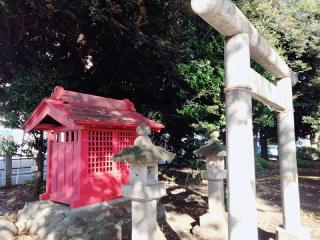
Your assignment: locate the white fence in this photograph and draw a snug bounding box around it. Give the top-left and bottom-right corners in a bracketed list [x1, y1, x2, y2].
[0, 157, 47, 186]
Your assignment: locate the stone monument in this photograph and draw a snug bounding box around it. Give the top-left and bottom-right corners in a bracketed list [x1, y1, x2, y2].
[112, 124, 175, 240]
[192, 131, 227, 240]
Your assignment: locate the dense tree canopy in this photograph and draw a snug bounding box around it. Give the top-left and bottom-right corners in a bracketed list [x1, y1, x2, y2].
[0, 0, 319, 168]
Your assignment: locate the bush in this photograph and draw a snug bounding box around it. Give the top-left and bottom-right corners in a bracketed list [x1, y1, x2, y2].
[255, 156, 270, 175]
[297, 158, 314, 168]
[295, 146, 320, 168]
[296, 146, 320, 162]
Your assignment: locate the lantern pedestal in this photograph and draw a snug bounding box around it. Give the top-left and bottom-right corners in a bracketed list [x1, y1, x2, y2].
[202, 169, 227, 215]
[122, 183, 166, 240]
[193, 168, 228, 240]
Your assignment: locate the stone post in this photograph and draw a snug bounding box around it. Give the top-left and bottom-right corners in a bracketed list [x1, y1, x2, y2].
[276, 78, 309, 240]
[112, 124, 175, 240]
[192, 131, 227, 240]
[4, 155, 12, 187]
[225, 33, 258, 240]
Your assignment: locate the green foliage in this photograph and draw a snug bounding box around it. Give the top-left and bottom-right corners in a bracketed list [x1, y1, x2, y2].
[0, 136, 18, 156]
[237, 0, 320, 140]
[0, 66, 77, 128]
[303, 109, 320, 133]
[177, 59, 225, 133]
[0, 0, 319, 169]
[296, 159, 314, 168]
[255, 156, 270, 175]
[296, 146, 320, 162]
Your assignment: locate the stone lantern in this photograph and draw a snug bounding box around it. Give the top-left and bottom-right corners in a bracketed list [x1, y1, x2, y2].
[113, 124, 175, 240]
[192, 131, 227, 240]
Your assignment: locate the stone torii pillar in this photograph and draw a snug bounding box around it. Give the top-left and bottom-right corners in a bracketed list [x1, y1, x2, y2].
[112, 124, 175, 240]
[276, 78, 309, 239]
[192, 131, 227, 240]
[224, 33, 258, 240]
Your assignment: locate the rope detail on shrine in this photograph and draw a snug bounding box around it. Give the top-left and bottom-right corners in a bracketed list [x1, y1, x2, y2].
[224, 86, 252, 94]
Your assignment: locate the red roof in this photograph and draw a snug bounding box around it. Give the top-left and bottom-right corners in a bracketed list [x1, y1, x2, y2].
[22, 86, 164, 132]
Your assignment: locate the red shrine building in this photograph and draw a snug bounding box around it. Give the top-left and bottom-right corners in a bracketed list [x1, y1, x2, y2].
[23, 86, 164, 208]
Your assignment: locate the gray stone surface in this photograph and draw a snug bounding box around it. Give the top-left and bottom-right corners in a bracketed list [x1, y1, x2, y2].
[114, 125, 170, 240]
[250, 69, 288, 111]
[194, 131, 226, 158]
[14, 199, 165, 240]
[0, 217, 18, 240]
[122, 182, 166, 201]
[225, 33, 258, 240]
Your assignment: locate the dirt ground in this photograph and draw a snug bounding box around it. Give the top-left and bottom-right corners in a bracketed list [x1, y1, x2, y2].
[1, 161, 319, 240]
[159, 162, 320, 240]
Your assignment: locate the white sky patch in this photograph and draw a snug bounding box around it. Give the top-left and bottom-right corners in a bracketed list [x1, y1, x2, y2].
[85, 55, 93, 70]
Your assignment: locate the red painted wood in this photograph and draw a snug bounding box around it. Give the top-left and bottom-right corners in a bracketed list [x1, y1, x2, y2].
[24, 86, 163, 208]
[22, 86, 164, 133]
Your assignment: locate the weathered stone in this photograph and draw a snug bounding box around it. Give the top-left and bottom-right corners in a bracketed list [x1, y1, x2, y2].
[112, 124, 171, 240]
[0, 217, 18, 240]
[15, 199, 165, 239]
[113, 124, 175, 164]
[70, 216, 87, 227]
[0, 207, 9, 216]
[36, 226, 49, 239]
[67, 226, 83, 237]
[225, 33, 258, 240]
[95, 213, 105, 222]
[250, 69, 288, 111]
[50, 213, 65, 225]
[70, 237, 86, 240]
[16, 213, 29, 230]
[15, 220, 26, 234]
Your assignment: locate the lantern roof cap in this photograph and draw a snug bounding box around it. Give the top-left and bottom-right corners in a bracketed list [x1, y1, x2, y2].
[112, 124, 175, 164]
[194, 131, 226, 157]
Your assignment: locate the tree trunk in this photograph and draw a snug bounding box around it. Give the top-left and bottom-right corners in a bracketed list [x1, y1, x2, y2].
[253, 133, 258, 156]
[310, 132, 320, 149]
[34, 150, 44, 198]
[260, 130, 269, 160]
[4, 155, 12, 188]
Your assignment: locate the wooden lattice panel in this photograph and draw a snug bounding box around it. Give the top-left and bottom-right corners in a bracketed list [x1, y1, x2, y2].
[115, 131, 135, 174]
[88, 130, 113, 174]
